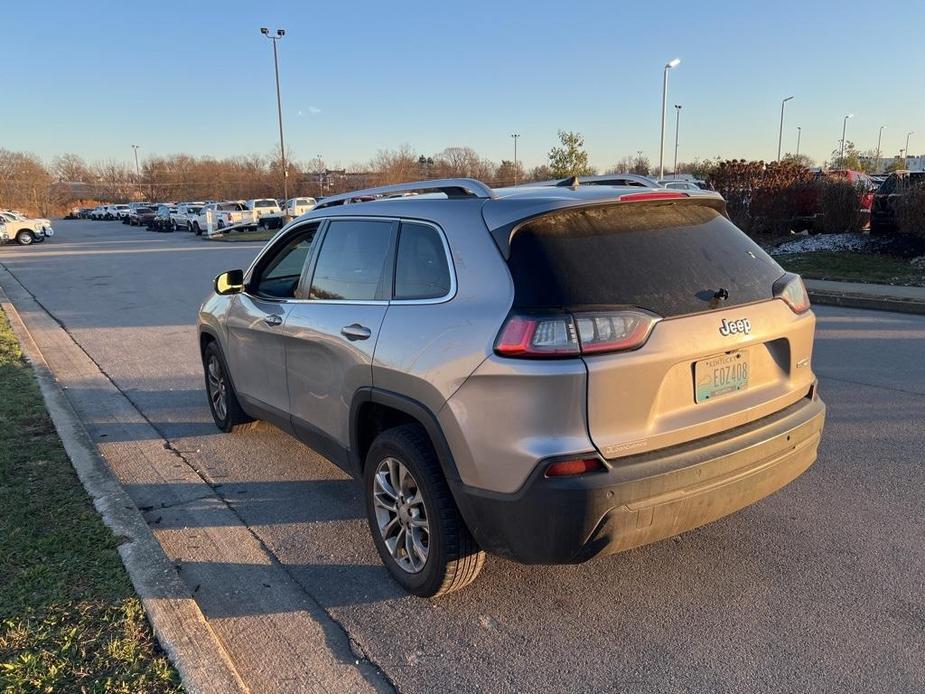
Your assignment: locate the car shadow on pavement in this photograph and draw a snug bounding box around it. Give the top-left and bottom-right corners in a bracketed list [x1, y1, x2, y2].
[129, 479, 367, 526]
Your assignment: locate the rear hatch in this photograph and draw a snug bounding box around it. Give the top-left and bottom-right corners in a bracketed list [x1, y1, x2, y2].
[505, 200, 817, 460]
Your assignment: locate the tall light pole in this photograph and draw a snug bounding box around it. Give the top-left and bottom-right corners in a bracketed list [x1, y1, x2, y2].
[777, 96, 794, 161]
[905, 131, 914, 160]
[796, 127, 802, 157]
[131, 144, 140, 177]
[260, 27, 288, 203]
[673, 105, 682, 176]
[840, 113, 854, 161]
[511, 133, 520, 185]
[875, 126, 885, 173]
[659, 58, 681, 179]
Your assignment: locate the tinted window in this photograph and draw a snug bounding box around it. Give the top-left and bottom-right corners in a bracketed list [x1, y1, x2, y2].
[256, 200, 276, 208]
[508, 203, 784, 318]
[309, 220, 392, 301]
[253, 226, 318, 298]
[394, 223, 451, 300]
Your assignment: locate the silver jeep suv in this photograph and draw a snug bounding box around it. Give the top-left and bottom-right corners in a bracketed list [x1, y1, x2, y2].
[199, 177, 826, 597]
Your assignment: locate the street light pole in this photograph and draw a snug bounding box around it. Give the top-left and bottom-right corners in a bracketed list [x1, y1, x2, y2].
[131, 144, 140, 177]
[840, 113, 854, 161]
[673, 105, 682, 176]
[261, 27, 288, 203]
[796, 127, 802, 157]
[511, 133, 520, 185]
[659, 58, 681, 179]
[777, 96, 794, 161]
[905, 131, 914, 162]
[875, 126, 884, 173]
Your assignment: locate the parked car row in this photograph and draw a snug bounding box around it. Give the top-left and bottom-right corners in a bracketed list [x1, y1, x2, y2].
[79, 197, 318, 234]
[0, 209, 55, 246]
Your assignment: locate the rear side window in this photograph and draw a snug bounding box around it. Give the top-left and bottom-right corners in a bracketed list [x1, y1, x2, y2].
[507, 203, 784, 318]
[394, 223, 451, 300]
[309, 220, 393, 301]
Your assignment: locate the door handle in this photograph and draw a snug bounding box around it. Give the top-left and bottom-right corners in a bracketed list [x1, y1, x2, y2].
[263, 314, 283, 327]
[341, 323, 371, 341]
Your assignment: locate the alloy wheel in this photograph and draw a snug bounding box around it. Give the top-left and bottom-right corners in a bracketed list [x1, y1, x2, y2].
[206, 355, 227, 421]
[373, 457, 430, 573]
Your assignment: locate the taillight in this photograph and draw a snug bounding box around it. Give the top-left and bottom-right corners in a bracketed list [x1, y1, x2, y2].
[494, 310, 659, 358]
[494, 314, 579, 357]
[774, 273, 811, 314]
[574, 310, 659, 353]
[545, 457, 605, 478]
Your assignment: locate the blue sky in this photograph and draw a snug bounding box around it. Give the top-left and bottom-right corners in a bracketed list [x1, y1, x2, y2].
[3, 0, 923, 170]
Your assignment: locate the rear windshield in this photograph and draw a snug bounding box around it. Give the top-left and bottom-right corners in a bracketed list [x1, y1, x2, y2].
[507, 203, 784, 317]
[255, 200, 277, 207]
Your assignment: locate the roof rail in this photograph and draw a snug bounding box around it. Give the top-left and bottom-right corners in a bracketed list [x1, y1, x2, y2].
[530, 173, 661, 189]
[314, 177, 495, 209]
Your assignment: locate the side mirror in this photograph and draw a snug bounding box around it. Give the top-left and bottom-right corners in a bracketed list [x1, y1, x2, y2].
[215, 269, 244, 295]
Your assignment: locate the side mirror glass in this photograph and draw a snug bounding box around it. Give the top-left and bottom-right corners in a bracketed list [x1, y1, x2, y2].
[215, 269, 244, 295]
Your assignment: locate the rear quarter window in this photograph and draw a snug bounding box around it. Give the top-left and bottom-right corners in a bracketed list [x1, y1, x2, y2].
[394, 222, 451, 300]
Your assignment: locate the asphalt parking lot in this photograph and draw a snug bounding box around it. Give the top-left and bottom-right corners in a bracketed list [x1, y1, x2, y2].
[1, 220, 923, 693]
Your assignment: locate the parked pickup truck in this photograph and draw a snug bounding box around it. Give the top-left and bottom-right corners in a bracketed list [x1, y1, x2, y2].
[283, 196, 317, 217]
[213, 201, 249, 229]
[245, 198, 283, 228]
[170, 203, 205, 231]
[0, 210, 55, 245]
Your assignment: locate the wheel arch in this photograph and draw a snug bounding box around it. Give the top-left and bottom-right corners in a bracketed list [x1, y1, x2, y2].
[350, 388, 462, 486]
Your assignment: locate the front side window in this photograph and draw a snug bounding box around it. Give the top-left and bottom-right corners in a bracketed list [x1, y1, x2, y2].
[394, 222, 451, 300]
[309, 220, 392, 301]
[252, 225, 319, 299]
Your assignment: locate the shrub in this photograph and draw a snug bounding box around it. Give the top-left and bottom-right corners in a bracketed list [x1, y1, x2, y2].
[819, 179, 862, 234]
[707, 160, 813, 236]
[895, 183, 925, 238]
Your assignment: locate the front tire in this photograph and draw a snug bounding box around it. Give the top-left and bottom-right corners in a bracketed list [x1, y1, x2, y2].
[193, 222, 202, 236]
[364, 425, 485, 597]
[15, 230, 34, 246]
[202, 342, 255, 432]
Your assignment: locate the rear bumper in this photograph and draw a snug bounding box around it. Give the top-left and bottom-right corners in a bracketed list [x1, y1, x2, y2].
[452, 394, 825, 564]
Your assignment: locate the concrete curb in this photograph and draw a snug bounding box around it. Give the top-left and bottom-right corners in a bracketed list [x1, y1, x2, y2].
[808, 290, 925, 315]
[0, 288, 248, 694]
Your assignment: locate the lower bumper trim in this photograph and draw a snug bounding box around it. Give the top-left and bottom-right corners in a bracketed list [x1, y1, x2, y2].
[452, 397, 825, 564]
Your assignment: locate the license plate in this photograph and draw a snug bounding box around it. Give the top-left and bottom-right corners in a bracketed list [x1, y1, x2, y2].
[695, 351, 750, 403]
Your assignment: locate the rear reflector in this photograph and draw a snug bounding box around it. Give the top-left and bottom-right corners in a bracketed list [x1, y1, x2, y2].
[545, 458, 605, 478]
[618, 191, 688, 202]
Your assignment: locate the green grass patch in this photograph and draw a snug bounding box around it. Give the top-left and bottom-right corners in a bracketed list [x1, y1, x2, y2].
[208, 230, 276, 243]
[0, 309, 181, 692]
[777, 252, 925, 287]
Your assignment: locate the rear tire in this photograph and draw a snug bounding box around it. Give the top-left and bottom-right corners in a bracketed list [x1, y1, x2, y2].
[15, 230, 34, 246]
[202, 342, 255, 433]
[364, 424, 485, 597]
[193, 222, 202, 236]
